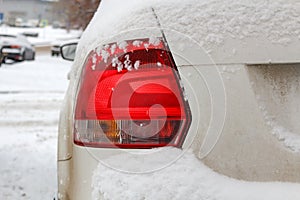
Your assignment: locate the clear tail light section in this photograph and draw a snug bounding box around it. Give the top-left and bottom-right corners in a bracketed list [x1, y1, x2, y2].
[74, 38, 191, 148]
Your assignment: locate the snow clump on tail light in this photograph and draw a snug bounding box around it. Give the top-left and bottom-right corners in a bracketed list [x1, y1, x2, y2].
[74, 37, 192, 148]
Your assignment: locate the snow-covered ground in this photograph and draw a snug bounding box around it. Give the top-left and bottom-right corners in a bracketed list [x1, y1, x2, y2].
[0, 55, 72, 199]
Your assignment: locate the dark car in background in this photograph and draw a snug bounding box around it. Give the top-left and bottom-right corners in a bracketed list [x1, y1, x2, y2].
[51, 40, 61, 57]
[0, 33, 35, 63]
[0, 48, 3, 67]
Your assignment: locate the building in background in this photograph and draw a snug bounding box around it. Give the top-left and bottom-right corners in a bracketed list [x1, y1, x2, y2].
[0, 0, 59, 27]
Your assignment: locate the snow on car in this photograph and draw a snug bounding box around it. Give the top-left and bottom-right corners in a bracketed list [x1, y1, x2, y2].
[58, 0, 300, 199]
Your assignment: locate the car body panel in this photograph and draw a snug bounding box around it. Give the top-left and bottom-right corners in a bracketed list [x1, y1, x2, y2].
[59, 65, 300, 199]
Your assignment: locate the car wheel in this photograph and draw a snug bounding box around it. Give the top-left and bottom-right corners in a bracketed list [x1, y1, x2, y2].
[31, 52, 35, 61]
[21, 52, 26, 62]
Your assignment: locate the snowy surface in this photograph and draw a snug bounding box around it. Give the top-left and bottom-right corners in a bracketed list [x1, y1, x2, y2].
[0, 55, 71, 199]
[83, 0, 300, 52]
[71, 0, 300, 78]
[92, 148, 300, 200]
[155, 0, 300, 47]
[0, 25, 82, 46]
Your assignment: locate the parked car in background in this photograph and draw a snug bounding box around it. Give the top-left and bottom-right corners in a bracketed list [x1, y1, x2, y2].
[21, 31, 39, 38]
[51, 40, 61, 57]
[57, 0, 300, 199]
[52, 21, 66, 29]
[0, 33, 35, 63]
[0, 48, 3, 67]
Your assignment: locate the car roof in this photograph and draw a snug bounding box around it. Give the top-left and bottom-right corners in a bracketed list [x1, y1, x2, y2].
[0, 33, 31, 47]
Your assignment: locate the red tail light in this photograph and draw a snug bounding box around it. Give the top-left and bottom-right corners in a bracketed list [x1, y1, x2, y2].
[74, 38, 191, 148]
[10, 45, 21, 49]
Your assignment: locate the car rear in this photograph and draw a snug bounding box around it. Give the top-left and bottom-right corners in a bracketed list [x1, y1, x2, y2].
[1, 44, 25, 61]
[0, 34, 35, 62]
[58, 0, 300, 199]
[51, 45, 61, 56]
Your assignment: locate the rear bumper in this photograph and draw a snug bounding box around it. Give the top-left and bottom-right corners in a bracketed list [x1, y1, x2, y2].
[58, 146, 103, 200]
[4, 53, 24, 61]
[1, 46, 35, 61]
[58, 145, 187, 200]
[1, 47, 24, 61]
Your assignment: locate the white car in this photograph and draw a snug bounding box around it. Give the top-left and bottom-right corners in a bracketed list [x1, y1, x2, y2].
[57, 0, 300, 199]
[0, 33, 35, 63]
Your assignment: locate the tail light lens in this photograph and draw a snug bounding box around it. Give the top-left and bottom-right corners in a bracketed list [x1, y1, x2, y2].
[74, 38, 191, 148]
[10, 45, 21, 49]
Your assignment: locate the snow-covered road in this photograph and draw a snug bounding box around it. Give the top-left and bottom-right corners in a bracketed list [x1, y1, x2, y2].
[0, 55, 71, 199]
